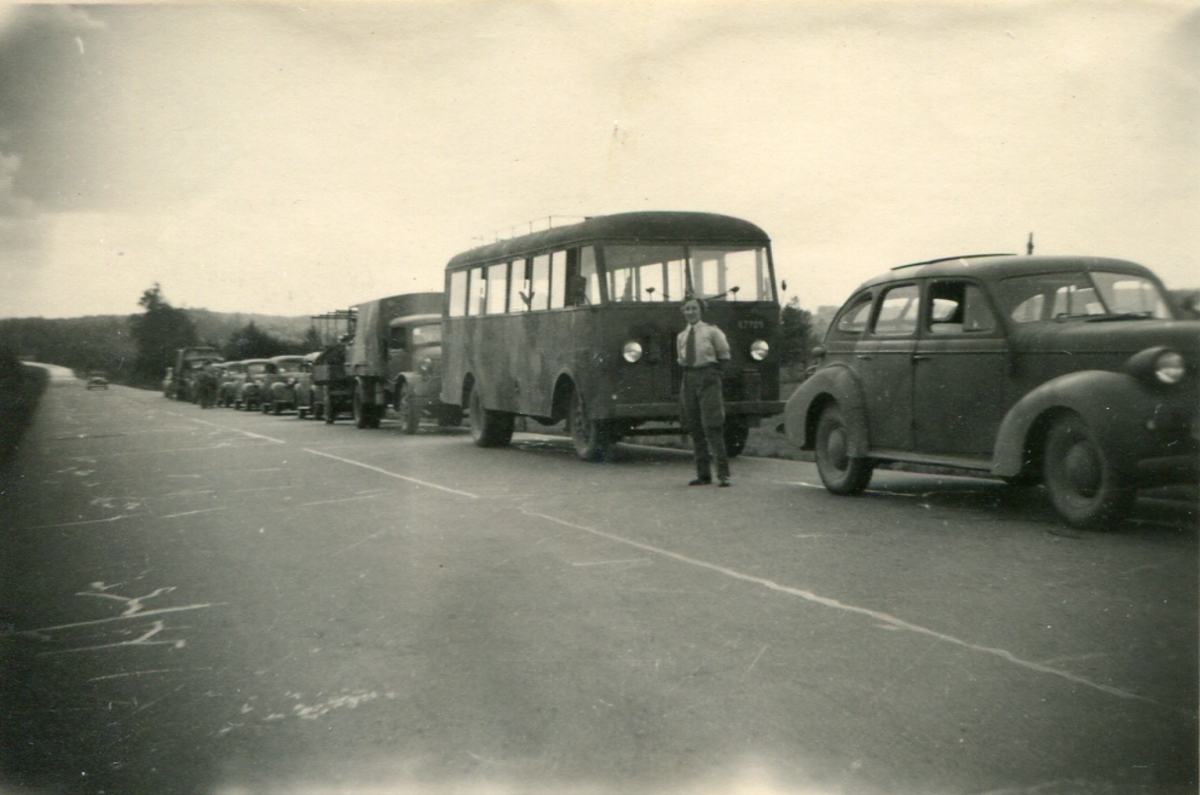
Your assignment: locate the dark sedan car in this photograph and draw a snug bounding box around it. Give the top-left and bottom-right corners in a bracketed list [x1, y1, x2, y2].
[783, 254, 1198, 529]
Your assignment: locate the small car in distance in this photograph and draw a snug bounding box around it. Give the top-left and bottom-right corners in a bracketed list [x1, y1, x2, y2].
[235, 359, 274, 411]
[783, 254, 1199, 529]
[85, 371, 108, 390]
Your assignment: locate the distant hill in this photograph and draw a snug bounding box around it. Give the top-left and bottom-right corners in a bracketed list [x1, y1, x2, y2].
[0, 309, 318, 381]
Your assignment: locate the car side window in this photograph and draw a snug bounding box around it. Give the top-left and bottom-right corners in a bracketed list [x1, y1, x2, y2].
[927, 282, 997, 335]
[834, 292, 873, 336]
[871, 284, 920, 336]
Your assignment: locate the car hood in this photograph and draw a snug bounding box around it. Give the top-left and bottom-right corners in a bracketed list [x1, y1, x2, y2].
[1011, 318, 1200, 358]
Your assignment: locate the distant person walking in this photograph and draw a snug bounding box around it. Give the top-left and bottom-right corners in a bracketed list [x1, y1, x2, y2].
[677, 297, 732, 487]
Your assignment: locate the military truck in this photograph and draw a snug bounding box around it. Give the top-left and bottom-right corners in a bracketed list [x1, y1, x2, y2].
[167, 346, 223, 401]
[346, 292, 461, 431]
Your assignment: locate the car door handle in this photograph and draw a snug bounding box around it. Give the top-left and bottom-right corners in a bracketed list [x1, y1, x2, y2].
[913, 355, 931, 361]
[855, 354, 872, 360]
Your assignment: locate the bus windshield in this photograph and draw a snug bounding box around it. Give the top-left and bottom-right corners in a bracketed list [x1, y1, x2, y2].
[597, 244, 774, 304]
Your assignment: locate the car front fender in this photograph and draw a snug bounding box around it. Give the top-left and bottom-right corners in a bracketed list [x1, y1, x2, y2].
[783, 364, 870, 455]
[992, 370, 1160, 478]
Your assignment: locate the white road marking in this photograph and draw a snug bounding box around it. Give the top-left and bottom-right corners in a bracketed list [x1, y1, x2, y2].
[303, 448, 479, 498]
[520, 507, 1156, 705]
[189, 417, 286, 444]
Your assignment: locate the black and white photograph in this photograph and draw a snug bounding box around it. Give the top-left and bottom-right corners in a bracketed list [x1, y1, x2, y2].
[1, 2, 1197, 794]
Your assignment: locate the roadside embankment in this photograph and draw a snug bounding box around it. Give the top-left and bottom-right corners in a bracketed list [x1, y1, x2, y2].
[0, 349, 48, 465]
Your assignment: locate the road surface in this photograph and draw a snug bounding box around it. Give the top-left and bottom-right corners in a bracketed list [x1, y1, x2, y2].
[2, 376, 1196, 795]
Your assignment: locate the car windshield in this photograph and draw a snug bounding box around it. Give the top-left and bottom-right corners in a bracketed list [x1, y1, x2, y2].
[998, 271, 1173, 323]
[275, 360, 304, 373]
[412, 324, 442, 346]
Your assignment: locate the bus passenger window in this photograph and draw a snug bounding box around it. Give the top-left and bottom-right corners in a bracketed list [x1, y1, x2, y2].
[487, 263, 507, 314]
[448, 270, 467, 318]
[467, 267, 486, 317]
[550, 251, 567, 309]
[574, 248, 601, 305]
[509, 259, 529, 312]
[529, 256, 550, 311]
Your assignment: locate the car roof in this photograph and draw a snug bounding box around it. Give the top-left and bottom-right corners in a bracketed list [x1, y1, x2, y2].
[855, 255, 1158, 292]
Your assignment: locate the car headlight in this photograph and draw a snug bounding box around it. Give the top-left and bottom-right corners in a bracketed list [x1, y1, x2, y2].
[623, 341, 643, 363]
[1154, 350, 1185, 384]
[749, 339, 769, 361]
[418, 356, 435, 375]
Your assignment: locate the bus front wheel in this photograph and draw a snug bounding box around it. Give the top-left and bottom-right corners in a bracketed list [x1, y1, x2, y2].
[569, 390, 612, 462]
[469, 388, 513, 447]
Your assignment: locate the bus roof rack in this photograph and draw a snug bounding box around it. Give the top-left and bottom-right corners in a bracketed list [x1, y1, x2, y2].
[891, 253, 1016, 271]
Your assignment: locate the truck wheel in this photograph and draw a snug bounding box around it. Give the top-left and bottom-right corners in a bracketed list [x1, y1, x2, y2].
[723, 417, 751, 458]
[469, 388, 513, 447]
[323, 392, 335, 424]
[815, 404, 873, 495]
[1043, 413, 1134, 529]
[354, 385, 371, 429]
[568, 388, 611, 462]
[398, 384, 420, 435]
[298, 404, 308, 420]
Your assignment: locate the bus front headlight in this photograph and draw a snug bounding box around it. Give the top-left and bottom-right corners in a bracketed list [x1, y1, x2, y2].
[749, 340, 769, 361]
[623, 341, 643, 363]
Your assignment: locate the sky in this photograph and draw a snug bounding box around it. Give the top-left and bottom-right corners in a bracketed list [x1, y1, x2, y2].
[0, 1, 1196, 320]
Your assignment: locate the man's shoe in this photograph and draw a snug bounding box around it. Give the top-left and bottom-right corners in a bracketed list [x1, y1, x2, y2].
[688, 478, 712, 486]
[718, 478, 731, 487]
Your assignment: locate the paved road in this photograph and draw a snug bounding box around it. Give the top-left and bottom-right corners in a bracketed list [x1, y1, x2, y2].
[2, 378, 1196, 795]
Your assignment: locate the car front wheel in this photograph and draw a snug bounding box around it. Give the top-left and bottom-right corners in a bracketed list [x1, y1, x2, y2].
[1042, 413, 1134, 529]
[815, 404, 873, 495]
[397, 384, 420, 435]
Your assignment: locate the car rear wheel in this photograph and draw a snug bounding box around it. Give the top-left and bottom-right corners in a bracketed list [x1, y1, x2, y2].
[1043, 413, 1134, 529]
[469, 387, 513, 447]
[815, 404, 873, 495]
[568, 388, 611, 462]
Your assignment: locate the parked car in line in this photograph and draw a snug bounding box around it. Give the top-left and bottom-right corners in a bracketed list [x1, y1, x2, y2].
[216, 361, 247, 407]
[783, 254, 1199, 529]
[235, 359, 274, 411]
[265, 353, 316, 416]
[162, 367, 175, 397]
[85, 371, 108, 390]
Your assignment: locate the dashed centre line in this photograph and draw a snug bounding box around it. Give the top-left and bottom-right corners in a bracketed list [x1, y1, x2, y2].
[302, 448, 479, 499]
[520, 507, 1156, 706]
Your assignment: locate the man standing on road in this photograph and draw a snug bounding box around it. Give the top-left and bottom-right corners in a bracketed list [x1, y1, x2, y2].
[678, 296, 732, 487]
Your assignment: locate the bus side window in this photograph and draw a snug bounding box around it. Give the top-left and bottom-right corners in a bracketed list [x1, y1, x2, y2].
[509, 259, 529, 313]
[467, 267, 485, 316]
[577, 247, 602, 305]
[530, 255, 550, 311]
[550, 251, 567, 309]
[487, 262, 507, 314]
[448, 270, 467, 317]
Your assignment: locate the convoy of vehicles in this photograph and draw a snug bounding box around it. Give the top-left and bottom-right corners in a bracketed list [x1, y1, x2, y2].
[151, 212, 1198, 530]
[783, 254, 1199, 529]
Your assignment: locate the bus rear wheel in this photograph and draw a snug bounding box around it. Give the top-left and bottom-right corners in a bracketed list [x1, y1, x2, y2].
[469, 388, 513, 447]
[569, 390, 612, 462]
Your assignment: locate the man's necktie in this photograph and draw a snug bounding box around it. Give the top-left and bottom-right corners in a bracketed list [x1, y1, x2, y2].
[685, 325, 696, 366]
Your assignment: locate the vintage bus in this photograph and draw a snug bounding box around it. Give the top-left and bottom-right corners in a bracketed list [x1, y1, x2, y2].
[440, 211, 784, 460]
